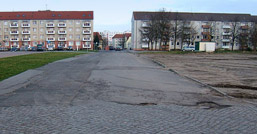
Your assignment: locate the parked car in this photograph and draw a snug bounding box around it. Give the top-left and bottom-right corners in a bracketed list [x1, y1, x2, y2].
[37, 44, 45, 51]
[67, 46, 73, 51]
[182, 46, 195, 51]
[0, 47, 8, 51]
[48, 46, 54, 51]
[57, 46, 64, 51]
[109, 46, 114, 50]
[115, 46, 122, 51]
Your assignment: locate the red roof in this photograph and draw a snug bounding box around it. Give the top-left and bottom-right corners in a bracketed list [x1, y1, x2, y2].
[112, 33, 131, 39]
[94, 32, 103, 40]
[0, 10, 93, 20]
[112, 34, 124, 39]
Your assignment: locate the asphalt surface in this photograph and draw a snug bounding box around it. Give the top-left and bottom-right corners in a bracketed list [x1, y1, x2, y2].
[0, 51, 256, 134]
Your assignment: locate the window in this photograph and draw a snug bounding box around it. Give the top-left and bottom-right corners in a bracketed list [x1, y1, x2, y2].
[76, 35, 80, 39]
[69, 28, 73, 32]
[17, 15, 20, 17]
[76, 28, 80, 32]
[197, 36, 200, 39]
[5, 41, 9, 46]
[22, 14, 25, 17]
[4, 28, 8, 32]
[33, 28, 37, 32]
[40, 35, 44, 39]
[69, 34, 73, 39]
[69, 41, 74, 46]
[76, 41, 80, 46]
[4, 35, 8, 39]
[4, 21, 8, 25]
[40, 21, 44, 25]
[33, 21, 37, 25]
[40, 28, 44, 32]
[69, 20, 73, 25]
[76, 21, 80, 25]
[177, 42, 179, 45]
[33, 42, 37, 46]
[33, 35, 37, 39]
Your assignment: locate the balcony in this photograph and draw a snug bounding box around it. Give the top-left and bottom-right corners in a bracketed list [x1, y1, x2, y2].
[222, 39, 230, 42]
[46, 23, 55, 27]
[83, 30, 91, 34]
[46, 37, 55, 41]
[201, 39, 211, 42]
[142, 38, 149, 42]
[21, 23, 30, 27]
[201, 32, 210, 35]
[10, 31, 19, 34]
[22, 31, 30, 34]
[10, 38, 19, 41]
[83, 23, 91, 27]
[83, 44, 91, 48]
[58, 30, 67, 34]
[223, 25, 231, 29]
[58, 23, 66, 27]
[241, 25, 249, 30]
[222, 32, 231, 35]
[10, 23, 18, 27]
[142, 23, 150, 27]
[22, 38, 31, 41]
[46, 30, 55, 34]
[58, 37, 67, 41]
[83, 37, 91, 41]
[202, 25, 210, 29]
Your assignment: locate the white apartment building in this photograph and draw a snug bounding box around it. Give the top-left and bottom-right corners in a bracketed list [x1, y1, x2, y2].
[0, 10, 94, 50]
[132, 12, 257, 51]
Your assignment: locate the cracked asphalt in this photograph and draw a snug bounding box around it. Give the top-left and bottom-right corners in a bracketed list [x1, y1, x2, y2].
[0, 51, 256, 134]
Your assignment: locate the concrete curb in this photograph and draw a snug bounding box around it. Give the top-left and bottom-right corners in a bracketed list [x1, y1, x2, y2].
[150, 59, 230, 97]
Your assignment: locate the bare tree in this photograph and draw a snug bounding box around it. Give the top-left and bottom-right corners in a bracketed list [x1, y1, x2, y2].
[180, 21, 197, 49]
[171, 12, 182, 50]
[156, 9, 173, 51]
[238, 25, 250, 51]
[250, 22, 257, 52]
[231, 17, 240, 51]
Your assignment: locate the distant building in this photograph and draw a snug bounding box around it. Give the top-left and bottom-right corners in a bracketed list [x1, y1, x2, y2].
[100, 30, 123, 46]
[112, 33, 131, 48]
[93, 32, 103, 49]
[132, 11, 257, 51]
[0, 10, 94, 50]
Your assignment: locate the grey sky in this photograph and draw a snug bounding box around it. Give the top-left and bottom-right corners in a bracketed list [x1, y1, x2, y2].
[1, 0, 257, 32]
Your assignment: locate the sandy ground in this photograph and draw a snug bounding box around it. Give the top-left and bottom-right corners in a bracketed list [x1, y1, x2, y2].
[141, 52, 257, 99]
[0, 51, 44, 58]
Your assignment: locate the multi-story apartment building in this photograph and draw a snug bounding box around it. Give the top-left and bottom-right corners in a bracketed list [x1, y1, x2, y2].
[0, 10, 94, 50]
[112, 33, 131, 48]
[132, 12, 257, 51]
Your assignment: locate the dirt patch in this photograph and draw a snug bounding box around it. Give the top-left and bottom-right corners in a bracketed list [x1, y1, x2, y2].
[141, 53, 257, 99]
[196, 101, 231, 109]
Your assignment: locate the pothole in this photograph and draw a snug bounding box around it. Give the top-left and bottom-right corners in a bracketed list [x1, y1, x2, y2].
[196, 101, 230, 110]
[138, 103, 157, 106]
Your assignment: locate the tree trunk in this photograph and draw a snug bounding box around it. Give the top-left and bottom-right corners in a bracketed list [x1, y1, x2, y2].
[254, 43, 257, 52]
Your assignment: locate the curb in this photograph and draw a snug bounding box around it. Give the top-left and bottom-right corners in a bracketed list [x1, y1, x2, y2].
[151, 59, 230, 97]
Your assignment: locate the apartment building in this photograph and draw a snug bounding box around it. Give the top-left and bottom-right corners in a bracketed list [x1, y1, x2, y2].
[112, 33, 131, 48]
[132, 12, 257, 51]
[0, 10, 94, 50]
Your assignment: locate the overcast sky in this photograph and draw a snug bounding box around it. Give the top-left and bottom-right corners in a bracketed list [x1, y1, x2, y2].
[1, 0, 257, 32]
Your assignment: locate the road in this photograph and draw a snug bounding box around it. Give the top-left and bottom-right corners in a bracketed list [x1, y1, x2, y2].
[0, 51, 256, 134]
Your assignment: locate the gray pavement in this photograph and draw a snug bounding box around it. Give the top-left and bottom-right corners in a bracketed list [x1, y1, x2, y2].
[0, 51, 256, 134]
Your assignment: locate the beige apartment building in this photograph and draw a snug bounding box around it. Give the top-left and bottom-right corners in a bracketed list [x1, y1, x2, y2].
[0, 10, 94, 50]
[132, 12, 257, 51]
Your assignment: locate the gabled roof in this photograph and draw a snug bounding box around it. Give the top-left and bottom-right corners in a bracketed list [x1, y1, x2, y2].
[112, 34, 124, 39]
[133, 12, 254, 22]
[94, 32, 103, 40]
[0, 10, 93, 20]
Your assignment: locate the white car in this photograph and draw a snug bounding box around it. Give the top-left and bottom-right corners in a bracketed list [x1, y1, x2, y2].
[182, 46, 195, 51]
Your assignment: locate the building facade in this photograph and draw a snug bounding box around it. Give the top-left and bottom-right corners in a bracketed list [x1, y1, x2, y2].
[132, 12, 257, 51]
[0, 10, 94, 50]
[112, 33, 131, 49]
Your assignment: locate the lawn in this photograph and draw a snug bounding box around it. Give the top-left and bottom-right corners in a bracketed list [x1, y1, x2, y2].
[0, 52, 85, 81]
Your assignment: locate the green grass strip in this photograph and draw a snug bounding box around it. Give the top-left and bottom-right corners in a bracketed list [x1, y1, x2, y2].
[0, 52, 85, 81]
